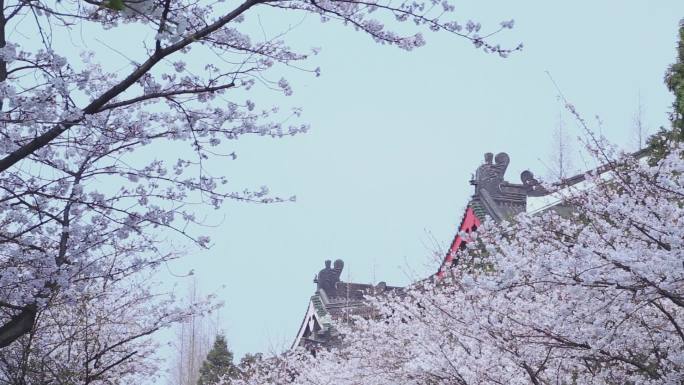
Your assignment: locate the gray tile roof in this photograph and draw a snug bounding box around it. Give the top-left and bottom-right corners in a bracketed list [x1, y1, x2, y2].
[293, 262, 400, 351]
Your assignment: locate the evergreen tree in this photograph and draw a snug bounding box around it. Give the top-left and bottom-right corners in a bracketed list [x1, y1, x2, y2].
[666, 19, 684, 133]
[647, 19, 684, 161]
[196, 335, 237, 385]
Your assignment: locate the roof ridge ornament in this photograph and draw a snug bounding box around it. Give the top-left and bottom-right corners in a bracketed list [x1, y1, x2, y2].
[469, 151, 547, 221]
[314, 259, 344, 296]
[472, 152, 509, 196]
[520, 170, 548, 196]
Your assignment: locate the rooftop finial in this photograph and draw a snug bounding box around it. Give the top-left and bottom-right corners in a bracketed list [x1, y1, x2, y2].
[314, 259, 344, 295]
[473, 152, 509, 194]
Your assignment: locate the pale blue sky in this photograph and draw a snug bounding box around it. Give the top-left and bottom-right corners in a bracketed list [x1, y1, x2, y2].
[168, 0, 684, 360]
[13, 0, 683, 369]
[157, 1, 684, 360]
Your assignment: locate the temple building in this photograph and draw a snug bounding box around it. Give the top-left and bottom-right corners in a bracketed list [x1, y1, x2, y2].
[292, 152, 547, 350]
[293, 150, 645, 350]
[438, 151, 552, 274]
[437, 149, 648, 274]
[291, 259, 400, 350]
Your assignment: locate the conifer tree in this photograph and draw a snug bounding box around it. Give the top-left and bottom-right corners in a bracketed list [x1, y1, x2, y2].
[197, 335, 237, 385]
[648, 19, 684, 160]
[666, 19, 684, 133]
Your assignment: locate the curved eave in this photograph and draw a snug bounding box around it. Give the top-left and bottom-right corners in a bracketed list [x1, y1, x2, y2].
[290, 294, 332, 349]
[437, 206, 481, 277]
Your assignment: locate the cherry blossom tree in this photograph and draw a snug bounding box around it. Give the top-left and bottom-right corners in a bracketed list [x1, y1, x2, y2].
[235, 143, 684, 385]
[0, 246, 221, 385]
[0, 0, 519, 380]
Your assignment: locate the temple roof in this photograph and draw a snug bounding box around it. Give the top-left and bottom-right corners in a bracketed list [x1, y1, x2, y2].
[467, 152, 549, 222]
[439, 149, 651, 273]
[292, 259, 400, 350]
[436, 152, 553, 274]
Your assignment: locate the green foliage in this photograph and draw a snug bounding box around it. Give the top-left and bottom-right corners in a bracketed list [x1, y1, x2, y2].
[105, 0, 125, 11]
[647, 19, 684, 162]
[666, 19, 684, 132]
[197, 335, 238, 385]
